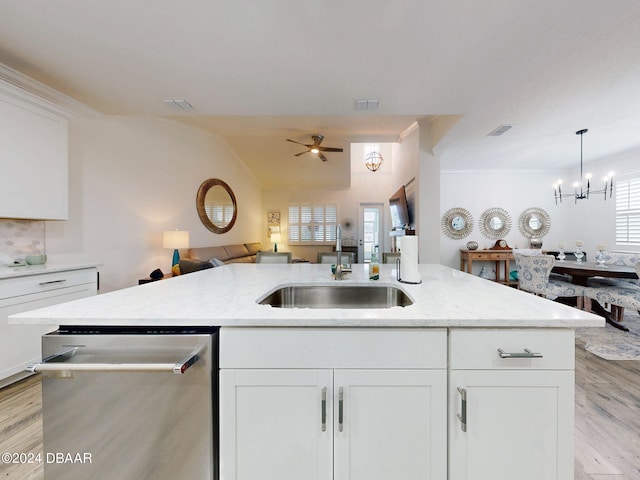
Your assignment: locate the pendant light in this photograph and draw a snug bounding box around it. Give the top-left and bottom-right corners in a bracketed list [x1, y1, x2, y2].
[553, 129, 613, 204]
[364, 151, 384, 172]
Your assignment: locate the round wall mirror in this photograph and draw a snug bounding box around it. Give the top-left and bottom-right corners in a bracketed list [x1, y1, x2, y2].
[196, 178, 237, 234]
[518, 207, 551, 238]
[479, 207, 512, 239]
[441, 207, 474, 239]
[489, 216, 503, 230]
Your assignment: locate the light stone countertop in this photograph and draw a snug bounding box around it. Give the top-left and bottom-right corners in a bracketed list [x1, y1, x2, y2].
[0, 262, 101, 280]
[9, 263, 603, 328]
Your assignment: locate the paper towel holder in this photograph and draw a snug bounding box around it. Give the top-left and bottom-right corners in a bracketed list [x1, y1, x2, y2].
[396, 258, 422, 284]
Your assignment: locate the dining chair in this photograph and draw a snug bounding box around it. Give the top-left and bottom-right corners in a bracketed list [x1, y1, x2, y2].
[316, 252, 355, 264]
[382, 252, 401, 264]
[584, 262, 640, 321]
[601, 252, 640, 267]
[596, 252, 640, 286]
[514, 253, 585, 300]
[256, 251, 292, 264]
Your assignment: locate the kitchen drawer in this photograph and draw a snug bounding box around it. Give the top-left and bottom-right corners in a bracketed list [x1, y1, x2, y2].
[221, 327, 447, 369]
[450, 328, 574, 370]
[0, 268, 97, 300]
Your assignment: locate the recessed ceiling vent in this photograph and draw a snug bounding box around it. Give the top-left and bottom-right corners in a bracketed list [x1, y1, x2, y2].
[487, 124, 512, 136]
[162, 98, 194, 111]
[354, 99, 380, 111]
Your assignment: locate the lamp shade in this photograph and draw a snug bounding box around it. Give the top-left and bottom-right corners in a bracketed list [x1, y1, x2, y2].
[163, 230, 189, 249]
[270, 233, 282, 243]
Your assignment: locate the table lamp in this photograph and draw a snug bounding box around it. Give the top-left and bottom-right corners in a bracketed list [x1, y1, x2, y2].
[271, 233, 281, 252]
[163, 230, 189, 275]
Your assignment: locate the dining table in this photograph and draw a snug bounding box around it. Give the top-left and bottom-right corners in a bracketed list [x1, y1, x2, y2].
[552, 260, 639, 331]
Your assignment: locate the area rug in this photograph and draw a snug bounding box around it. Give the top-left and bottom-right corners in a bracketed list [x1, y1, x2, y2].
[575, 310, 640, 361]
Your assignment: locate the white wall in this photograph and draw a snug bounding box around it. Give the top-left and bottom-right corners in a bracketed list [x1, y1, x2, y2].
[45, 116, 262, 292]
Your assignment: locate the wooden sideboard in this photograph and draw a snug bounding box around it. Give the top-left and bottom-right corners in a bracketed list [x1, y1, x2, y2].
[459, 249, 516, 286]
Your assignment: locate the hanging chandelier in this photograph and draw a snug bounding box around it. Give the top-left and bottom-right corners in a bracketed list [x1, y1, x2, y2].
[553, 129, 613, 204]
[364, 151, 384, 172]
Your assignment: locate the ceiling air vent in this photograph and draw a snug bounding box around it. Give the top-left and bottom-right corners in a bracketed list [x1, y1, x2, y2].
[354, 98, 380, 111]
[162, 98, 194, 111]
[487, 124, 512, 136]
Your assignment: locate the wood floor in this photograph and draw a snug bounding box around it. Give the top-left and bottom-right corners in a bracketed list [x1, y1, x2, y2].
[0, 343, 638, 480]
[0, 374, 43, 480]
[574, 338, 640, 479]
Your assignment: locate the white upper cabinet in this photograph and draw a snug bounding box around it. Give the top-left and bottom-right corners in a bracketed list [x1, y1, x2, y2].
[0, 88, 68, 220]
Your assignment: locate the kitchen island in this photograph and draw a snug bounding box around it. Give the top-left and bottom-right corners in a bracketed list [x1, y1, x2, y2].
[10, 263, 602, 480]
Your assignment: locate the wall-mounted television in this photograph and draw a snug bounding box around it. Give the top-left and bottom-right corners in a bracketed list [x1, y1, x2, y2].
[389, 185, 411, 230]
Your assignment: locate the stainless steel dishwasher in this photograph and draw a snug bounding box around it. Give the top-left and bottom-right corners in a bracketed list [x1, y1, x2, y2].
[28, 326, 218, 480]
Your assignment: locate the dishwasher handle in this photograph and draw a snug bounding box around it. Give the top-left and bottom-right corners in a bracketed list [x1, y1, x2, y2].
[27, 349, 202, 375]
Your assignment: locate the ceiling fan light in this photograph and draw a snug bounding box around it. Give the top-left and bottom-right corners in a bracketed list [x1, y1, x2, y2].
[310, 147, 320, 154]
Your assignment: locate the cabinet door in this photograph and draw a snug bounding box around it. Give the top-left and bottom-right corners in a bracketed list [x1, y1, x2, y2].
[334, 369, 447, 480]
[0, 94, 68, 220]
[450, 370, 574, 480]
[220, 369, 333, 480]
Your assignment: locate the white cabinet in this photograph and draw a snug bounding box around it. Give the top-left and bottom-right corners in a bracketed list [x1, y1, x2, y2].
[220, 328, 447, 480]
[0, 89, 68, 220]
[449, 329, 575, 480]
[333, 369, 446, 480]
[220, 369, 333, 480]
[0, 267, 97, 385]
[220, 327, 575, 480]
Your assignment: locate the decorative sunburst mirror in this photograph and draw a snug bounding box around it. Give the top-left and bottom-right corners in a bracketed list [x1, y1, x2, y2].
[479, 207, 512, 239]
[518, 207, 551, 238]
[441, 207, 474, 239]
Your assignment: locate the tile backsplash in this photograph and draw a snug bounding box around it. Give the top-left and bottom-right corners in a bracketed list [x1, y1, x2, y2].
[0, 219, 45, 265]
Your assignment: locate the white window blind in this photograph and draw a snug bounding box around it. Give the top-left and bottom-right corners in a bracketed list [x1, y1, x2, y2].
[206, 205, 234, 225]
[288, 204, 337, 244]
[615, 177, 640, 246]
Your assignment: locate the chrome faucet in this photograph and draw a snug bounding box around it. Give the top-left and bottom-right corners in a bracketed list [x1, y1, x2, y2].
[335, 224, 344, 280]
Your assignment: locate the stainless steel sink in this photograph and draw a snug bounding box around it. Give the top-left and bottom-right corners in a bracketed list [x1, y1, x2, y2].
[258, 285, 413, 309]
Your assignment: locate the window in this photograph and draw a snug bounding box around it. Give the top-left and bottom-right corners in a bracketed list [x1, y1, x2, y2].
[615, 177, 640, 246]
[288, 204, 337, 244]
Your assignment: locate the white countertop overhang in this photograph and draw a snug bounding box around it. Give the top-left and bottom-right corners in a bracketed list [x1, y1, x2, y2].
[9, 263, 604, 328]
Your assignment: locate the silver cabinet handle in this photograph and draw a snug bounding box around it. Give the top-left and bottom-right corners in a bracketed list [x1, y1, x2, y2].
[457, 387, 467, 432]
[27, 349, 201, 375]
[338, 387, 344, 432]
[497, 348, 543, 359]
[39, 279, 67, 286]
[321, 387, 327, 432]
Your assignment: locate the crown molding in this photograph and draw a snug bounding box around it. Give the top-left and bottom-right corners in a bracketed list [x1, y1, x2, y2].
[0, 63, 101, 118]
[398, 121, 418, 142]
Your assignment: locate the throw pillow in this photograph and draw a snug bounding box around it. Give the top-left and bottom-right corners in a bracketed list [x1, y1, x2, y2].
[209, 257, 226, 267]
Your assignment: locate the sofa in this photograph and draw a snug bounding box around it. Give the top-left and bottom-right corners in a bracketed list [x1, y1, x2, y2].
[179, 242, 263, 274]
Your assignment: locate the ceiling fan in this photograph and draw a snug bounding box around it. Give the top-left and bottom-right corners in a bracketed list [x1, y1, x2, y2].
[286, 134, 343, 162]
